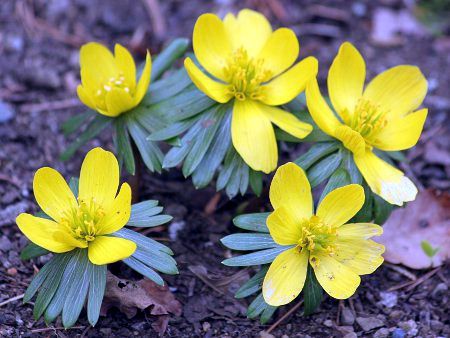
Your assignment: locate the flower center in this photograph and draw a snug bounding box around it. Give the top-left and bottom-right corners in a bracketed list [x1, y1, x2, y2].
[94, 72, 134, 109]
[296, 215, 337, 266]
[342, 98, 388, 141]
[223, 48, 272, 101]
[61, 198, 105, 243]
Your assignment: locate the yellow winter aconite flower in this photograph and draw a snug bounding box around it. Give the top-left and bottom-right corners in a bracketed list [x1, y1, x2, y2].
[77, 42, 152, 117]
[184, 9, 318, 173]
[263, 163, 384, 306]
[16, 148, 136, 265]
[306, 42, 428, 206]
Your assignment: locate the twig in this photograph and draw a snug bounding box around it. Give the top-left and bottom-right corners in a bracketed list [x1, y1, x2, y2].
[0, 294, 24, 307]
[142, 0, 166, 39]
[388, 267, 440, 292]
[266, 299, 304, 334]
[31, 326, 85, 333]
[204, 192, 221, 215]
[20, 98, 82, 114]
[384, 263, 417, 281]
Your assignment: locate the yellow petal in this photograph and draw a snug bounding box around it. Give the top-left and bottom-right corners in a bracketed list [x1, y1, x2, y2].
[269, 162, 313, 220]
[363, 65, 428, 118]
[257, 28, 299, 77]
[53, 231, 88, 248]
[334, 125, 366, 156]
[133, 51, 152, 106]
[88, 236, 136, 265]
[231, 100, 277, 173]
[224, 9, 272, 57]
[312, 251, 360, 299]
[372, 108, 428, 151]
[354, 150, 417, 206]
[316, 184, 365, 227]
[16, 214, 74, 253]
[80, 42, 117, 86]
[261, 56, 318, 106]
[337, 223, 383, 239]
[105, 87, 134, 117]
[261, 104, 312, 140]
[328, 42, 366, 120]
[267, 206, 302, 246]
[33, 167, 78, 222]
[184, 58, 232, 103]
[305, 78, 342, 136]
[96, 183, 132, 235]
[334, 239, 385, 275]
[114, 44, 136, 89]
[79, 147, 119, 211]
[193, 13, 232, 80]
[263, 247, 309, 306]
[77, 85, 97, 111]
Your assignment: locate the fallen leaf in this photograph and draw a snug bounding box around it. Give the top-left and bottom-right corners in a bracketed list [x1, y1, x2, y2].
[101, 272, 182, 334]
[378, 189, 450, 269]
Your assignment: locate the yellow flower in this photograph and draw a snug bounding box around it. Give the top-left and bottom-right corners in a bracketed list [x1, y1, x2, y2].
[184, 9, 317, 173]
[77, 42, 152, 117]
[16, 148, 136, 265]
[306, 42, 428, 206]
[263, 162, 384, 306]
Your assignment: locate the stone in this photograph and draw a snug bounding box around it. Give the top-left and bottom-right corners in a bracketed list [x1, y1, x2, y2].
[341, 307, 355, 325]
[356, 316, 384, 332]
[431, 283, 448, 300]
[378, 291, 398, 308]
[391, 328, 405, 338]
[398, 320, 418, 336]
[323, 319, 333, 327]
[373, 327, 390, 338]
[430, 320, 443, 331]
[343, 333, 357, 338]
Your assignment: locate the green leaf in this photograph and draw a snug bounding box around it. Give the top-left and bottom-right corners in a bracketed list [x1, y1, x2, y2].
[221, 234, 278, 251]
[386, 150, 407, 162]
[127, 119, 164, 173]
[20, 242, 49, 260]
[342, 149, 362, 184]
[132, 247, 178, 275]
[373, 194, 394, 225]
[295, 142, 339, 170]
[191, 112, 232, 189]
[123, 257, 164, 286]
[249, 170, 263, 196]
[303, 264, 323, 315]
[44, 251, 80, 323]
[182, 105, 227, 177]
[235, 266, 268, 299]
[319, 168, 351, 204]
[225, 156, 246, 199]
[87, 264, 107, 327]
[115, 118, 135, 175]
[247, 293, 268, 319]
[24, 253, 68, 303]
[62, 249, 90, 328]
[68, 177, 79, 196]
[233, 213, 270, 233]
[33, 253, 73, 320]
[222, 246, 292, 266]
[146, 67, 192, 105]
[351, 184, 373, 222]
[217, 147, 239, 191]
[60, 115, 111, 161]
[127, 201, 172, 228]
[238, 161, 250, 196]
[148, 115, 199, 141]
[260, 304, 277, 324]
[62, 110, 94, 135]
[421, 240, 440, 258]
[114, 228, 173, 255]
[151, 38, 189, 80]
[307, 151, 343, 188]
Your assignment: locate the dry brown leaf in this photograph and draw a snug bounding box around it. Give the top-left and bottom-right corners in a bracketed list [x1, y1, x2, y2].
[378, 189, 450, 269]
[101, 272, 182, 334]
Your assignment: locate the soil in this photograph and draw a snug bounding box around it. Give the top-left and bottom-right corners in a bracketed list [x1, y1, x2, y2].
[0, 0, 449, 337]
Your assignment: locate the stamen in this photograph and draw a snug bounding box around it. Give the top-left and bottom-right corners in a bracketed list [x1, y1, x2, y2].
[349, 98, 389, 141]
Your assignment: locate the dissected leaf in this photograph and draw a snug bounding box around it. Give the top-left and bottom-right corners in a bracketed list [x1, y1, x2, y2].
[101, 272, 182, 334]
[378, 189, 450, 269]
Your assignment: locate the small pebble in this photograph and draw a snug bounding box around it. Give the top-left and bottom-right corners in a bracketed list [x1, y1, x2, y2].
[392, 328, 405, 338]
[356, 316, 384, 332]
[323, 319, 333, 327]
[341, 307, 355, 325]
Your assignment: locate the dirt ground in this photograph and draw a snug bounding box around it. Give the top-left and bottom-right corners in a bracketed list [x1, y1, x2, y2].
[0, 0, 449, 337]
